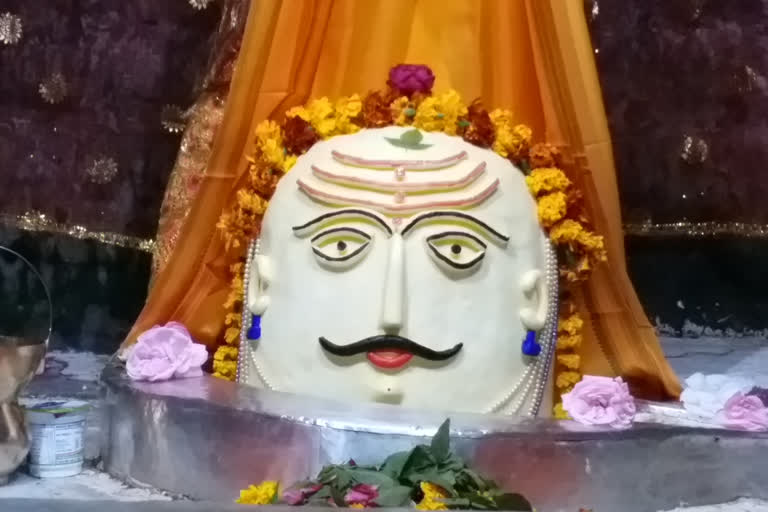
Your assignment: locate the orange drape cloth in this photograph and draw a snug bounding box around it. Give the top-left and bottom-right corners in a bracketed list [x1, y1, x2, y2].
[124, 0, 681, 400]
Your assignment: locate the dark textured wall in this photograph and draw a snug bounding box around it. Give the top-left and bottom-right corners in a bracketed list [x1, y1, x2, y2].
[588, 0, 768, 335]
[3, 1, 768, 354]
[0, 0, 220, 352]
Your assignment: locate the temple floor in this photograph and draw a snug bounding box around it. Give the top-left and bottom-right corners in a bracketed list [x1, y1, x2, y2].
[2, 337, 768, 511]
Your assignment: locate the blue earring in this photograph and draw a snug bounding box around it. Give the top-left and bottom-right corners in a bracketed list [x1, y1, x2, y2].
[521, 330, 541, 356]
[247, 314, 262, 340]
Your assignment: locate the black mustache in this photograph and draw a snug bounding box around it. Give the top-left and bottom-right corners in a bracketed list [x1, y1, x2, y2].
[318, 335, 463, 361]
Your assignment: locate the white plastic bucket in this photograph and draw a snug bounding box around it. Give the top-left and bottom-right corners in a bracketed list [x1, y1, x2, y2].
[24, 400, 90, 478]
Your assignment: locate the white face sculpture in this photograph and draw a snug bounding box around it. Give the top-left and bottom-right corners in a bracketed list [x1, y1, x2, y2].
[244, 127, 552, 415]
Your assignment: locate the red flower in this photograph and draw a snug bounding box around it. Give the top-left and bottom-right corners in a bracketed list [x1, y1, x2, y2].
[361, 90, 395, 128]
[283, 116, 319, 155]
[461, 100, 495, 148]
[388, 64, 435, 96]
[344, 484, 379, 507]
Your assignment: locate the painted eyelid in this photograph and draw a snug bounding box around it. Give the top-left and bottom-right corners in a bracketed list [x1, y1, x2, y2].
[425, 230, 487, 249]
[311, 226, 372, 243]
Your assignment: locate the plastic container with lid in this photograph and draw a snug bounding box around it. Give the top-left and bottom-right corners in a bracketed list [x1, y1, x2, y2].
[24, 400, 90, 478]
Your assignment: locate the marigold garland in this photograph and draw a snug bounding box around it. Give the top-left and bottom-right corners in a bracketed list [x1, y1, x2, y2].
[213, 65, 607, 416]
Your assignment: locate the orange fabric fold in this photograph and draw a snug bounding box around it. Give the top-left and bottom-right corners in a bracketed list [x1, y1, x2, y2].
[124, 0, 680, 400]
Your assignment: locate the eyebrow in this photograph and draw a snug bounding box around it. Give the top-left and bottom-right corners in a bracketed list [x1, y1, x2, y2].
[401, 211, 509, 246]
[292, 208, 392, 237]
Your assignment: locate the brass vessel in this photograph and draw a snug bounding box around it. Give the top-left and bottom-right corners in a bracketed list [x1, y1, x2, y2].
[0, 246, 51, 484]
[0, 340, 46, 484]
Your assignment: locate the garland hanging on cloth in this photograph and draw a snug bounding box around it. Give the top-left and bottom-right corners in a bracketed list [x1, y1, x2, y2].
[213, 65, 607, 412]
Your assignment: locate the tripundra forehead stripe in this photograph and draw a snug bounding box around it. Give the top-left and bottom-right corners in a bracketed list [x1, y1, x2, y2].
[331, 150, 467, 170]
[402, 211, 510, 246]
[310, 162, 487, 193]
[292, 208, 392, 237]
[296, 178, 499, 216]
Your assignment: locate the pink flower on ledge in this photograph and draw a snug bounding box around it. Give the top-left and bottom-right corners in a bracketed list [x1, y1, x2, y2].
[126, 322, 208, 382]
[562, 375, 636, 429]
[344, 484, 379, 507]
[717, 393, 768, 432]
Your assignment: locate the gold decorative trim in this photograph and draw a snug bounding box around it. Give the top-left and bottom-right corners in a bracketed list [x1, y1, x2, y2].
[624, 221, 768, 238]
[1, 211, 155, 253]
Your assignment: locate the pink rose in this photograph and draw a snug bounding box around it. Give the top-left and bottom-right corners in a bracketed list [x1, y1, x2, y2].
[126, 322, 208, 382]
[717, 393, 768, 432]
[282, 484, 323, 505]
[344, 484, 378, 507]
[388, 64, 435, 96]
[562, 375, 636, 429]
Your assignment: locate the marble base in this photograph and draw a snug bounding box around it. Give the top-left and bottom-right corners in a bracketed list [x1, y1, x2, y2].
[100, 363, 768, 511]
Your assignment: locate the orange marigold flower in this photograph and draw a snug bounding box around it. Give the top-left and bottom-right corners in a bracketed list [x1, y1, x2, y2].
[529, 142, 562, 168]
[361, 90, 395, 128]
[461, 100, 495, 148]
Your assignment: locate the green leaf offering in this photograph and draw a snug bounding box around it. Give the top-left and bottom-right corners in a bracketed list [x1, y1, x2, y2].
[385, 129, 433, 150]
[268, 418, 532, 510]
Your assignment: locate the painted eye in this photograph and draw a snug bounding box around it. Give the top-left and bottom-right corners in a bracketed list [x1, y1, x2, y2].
[426, 231, 486, 276]
[311, 227, 372, 270]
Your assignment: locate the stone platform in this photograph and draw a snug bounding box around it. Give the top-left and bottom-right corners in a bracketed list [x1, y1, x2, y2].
[100, 363, 768, 512]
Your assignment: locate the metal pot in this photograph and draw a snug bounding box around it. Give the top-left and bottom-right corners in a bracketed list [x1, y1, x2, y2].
[0, 247, 51, 484]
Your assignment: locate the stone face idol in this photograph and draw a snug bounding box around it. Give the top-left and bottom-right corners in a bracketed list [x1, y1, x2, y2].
[243, 127, 554, 415]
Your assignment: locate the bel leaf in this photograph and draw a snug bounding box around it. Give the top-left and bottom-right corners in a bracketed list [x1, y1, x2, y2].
[373, 485, 413, 507]
[430, 419, 451, 461]
[348, 468, 396, 488]
[400, 445, 437, 483]
[380, 451, 410, 479]
[400, 129, 424, 145]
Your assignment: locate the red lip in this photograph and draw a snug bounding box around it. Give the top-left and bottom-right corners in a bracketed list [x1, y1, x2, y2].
[367, 349, 413, 369]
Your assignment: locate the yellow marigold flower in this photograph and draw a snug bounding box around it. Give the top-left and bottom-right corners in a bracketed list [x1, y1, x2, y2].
[553, 402, 571, 420]
[281, 154, 298, 173]
[489, 108, 514, 128]
[224, 327, 240, 345]
[417, 482, 449, 511]
[556, 371, 582, 389]
[559, 313, 583, 336]
[333, 94, 363, 135]
[391, 96, 411, 125]
[556, 353, 581, 369]
[549, 219, 583, 245]
[214, 345, 238, 360]
[305, 97, 336, 138]
[556, 333, 582, 350]
[413, 90, 467, 135]
[536, 192, 567, 228]
[236, 189, 268, 215]
[254, 120, 282, 145]
[336, 94, 362, 119]
[490, 109, 531, 159]
[213, 359, 237, 381]
[237, 481, 279, 505]
[253, 120, 285, 167]
[260, 138, 284, 167]
[526, 167, 572, 197]
[286, 105, 310, 121]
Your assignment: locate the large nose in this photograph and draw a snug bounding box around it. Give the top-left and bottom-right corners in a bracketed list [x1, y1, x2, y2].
[380, 233, 405, 332]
